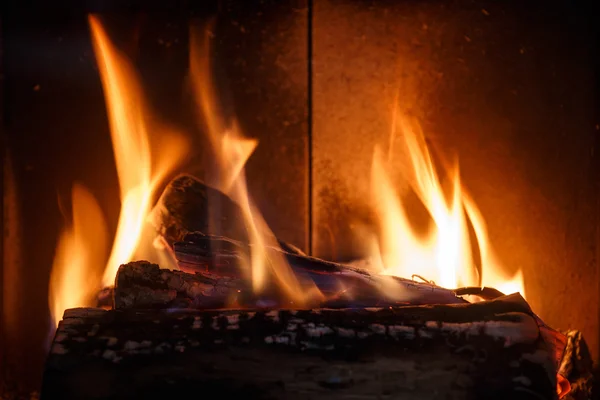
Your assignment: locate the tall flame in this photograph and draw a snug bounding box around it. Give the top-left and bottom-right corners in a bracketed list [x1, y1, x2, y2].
[370, 112, 524, 296]
[49, 15, 188, 327]
[189, 22, 322, 305]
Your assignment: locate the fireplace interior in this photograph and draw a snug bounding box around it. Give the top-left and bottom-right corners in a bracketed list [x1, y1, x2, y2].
[1, 0, 599, 398]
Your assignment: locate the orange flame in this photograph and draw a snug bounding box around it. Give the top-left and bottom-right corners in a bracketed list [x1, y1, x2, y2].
[49, 185, 108, 325]
[370, 112, 525, 296]
[189, 21, 322, 305]
[49, 15, 188, 326]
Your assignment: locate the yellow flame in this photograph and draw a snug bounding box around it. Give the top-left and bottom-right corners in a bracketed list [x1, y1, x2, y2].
[49, 16, 188, 326]
[189, 22, 322, 305]
[371, 112, 525, 296]
[49, 185, 108, 326]
[89, 15, 187, 286]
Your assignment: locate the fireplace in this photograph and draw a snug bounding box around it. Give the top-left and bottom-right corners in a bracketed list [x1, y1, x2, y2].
[1, 0, 598, 398]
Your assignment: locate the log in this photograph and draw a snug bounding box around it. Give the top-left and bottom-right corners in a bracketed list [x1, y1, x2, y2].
[149, 174, 248, 246]
[114, 256, 467, 311]
[149, 174, 313, 254]
[42, 296, 560, 400]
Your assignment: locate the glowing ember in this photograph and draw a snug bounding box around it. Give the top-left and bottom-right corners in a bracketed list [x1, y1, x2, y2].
[368, 112, 525, 296]
[49, 15, 188, 327]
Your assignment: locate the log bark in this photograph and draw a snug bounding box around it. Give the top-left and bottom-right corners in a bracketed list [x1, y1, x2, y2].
[42, 297, 559, 400]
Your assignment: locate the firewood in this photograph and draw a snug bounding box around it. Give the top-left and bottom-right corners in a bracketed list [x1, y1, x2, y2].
[114, 260, 248, 310]
[148, 174, 248, 246]
[149, 174, 312, 253]
[114, 252, 468, 310]
[42, 299, 560, 400]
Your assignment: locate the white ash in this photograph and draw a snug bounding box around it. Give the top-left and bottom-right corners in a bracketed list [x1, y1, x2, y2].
[388, 325, 416, 340]
[226, 314, 240, 326]
[305, 324, 334, 337]
[211, 317, 219, 330]
[357, 331, 372, 339]
[102, 349, 117, 361]
[124, 340, 140, 351]
[369, 324, 386, 335]
[336, 327, 356, 338]
[140, 340, 152, 347]
[286, 323, 298, 331]
[300, 341, 334, 351]
[192, 319, 202, 330]
[265, 310, 280, 322]
[418, 329, 435, 339]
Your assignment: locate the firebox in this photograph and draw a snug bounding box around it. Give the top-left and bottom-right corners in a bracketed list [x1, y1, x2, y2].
[1, 0, 598, 398]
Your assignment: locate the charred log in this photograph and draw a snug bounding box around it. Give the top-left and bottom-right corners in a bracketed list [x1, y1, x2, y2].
[149, 174, 248, 246]
[114, 261, 248, 309]
[42, 299, 559, 400]
[149, 174, 311, 254]
[114, 253, 467, 310]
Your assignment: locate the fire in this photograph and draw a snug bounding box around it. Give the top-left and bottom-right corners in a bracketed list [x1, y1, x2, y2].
[48, 15, 188, 326]
[369, 112, 525, 296]
[49, 15, 522, 328]
[49, 185, 108, 325]
[189, 22, 322, 305]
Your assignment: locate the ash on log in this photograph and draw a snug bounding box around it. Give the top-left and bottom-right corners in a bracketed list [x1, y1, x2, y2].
[43, 295, 559, 400]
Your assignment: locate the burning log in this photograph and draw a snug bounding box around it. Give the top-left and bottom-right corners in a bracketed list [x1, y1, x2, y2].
[113, 252, 467, 311]
[149, 174, 248, 246]
[43, 296, 559, 400]
[149, 174, 309, 254]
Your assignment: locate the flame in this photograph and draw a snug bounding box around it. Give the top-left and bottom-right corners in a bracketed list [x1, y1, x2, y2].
[49, 185, 108, 325]
[370, 112, 525, 296]
[189, 22, 322, 305]
[49, 15, 188, 326]
[89, 15, 187, 286]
